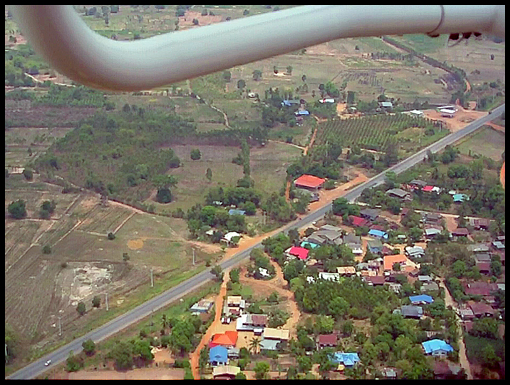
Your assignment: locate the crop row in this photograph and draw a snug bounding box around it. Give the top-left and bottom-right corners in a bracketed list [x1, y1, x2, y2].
[316, 113, 435, 151]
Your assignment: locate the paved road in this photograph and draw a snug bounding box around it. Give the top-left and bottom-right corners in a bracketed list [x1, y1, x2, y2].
[7, 104, 504, 379]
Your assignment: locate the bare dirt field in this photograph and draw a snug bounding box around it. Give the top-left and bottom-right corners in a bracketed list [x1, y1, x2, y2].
[178, 10, 223, 28]
[51, 367, 186, 380]
[422, 104, 488, 133]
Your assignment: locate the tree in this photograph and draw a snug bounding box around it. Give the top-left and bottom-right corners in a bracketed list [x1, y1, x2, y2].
[249, 337, 261, 355]
[77, 301, 86, 316]
[22, 168, 33, 180]
[254, 361, 270, 379]
[211, 265, 224, 281]
[111, 341, 134, 370]
[42, 245, 52, 254]
[206, 168, 212, 181]
[229, 268, 240, 284]
[302, 74, 307, 82]
[481, 344, 501, 368]
[108, 232, 116, 240]
[123, 252, 130, 262]
[192, 18, 199, 25]
[8, 200, 27, 219]
[190, 148, 201, 160]
[286, 65, 293, 75]
[490, 259, 502, 277]
[66, 350, 83, 372]
[82, 339, 96, 356]
[469, 318, 499, 339]
[328, 296, 350, 319]
[235, 371, 247, 380]
[237, 79, 246, 89]
[297, 355, 312, 373]
[92, 296, 101, 308]
[252, 70, 263, 81]
[156, 187, 172, 203]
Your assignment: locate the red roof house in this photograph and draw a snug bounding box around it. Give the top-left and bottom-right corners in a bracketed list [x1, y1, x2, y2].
[294, 174, 326, 190]
[349, 215, 369, 227]
[317, 334, 338, 349]
[210, 331, 239, 348]
[288, 246, 309, 260]
[422, 185, 435, 192]
[463, 281, 497, 297]
[476, 262, 491, 274]
[468, 301, 496, 318]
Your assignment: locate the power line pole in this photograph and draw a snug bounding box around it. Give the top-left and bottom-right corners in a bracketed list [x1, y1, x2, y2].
[192, 248, 195, 266]
[58, 316, 62, 337]
[105, 292, 109, 311]
[150, 268, 154, 288]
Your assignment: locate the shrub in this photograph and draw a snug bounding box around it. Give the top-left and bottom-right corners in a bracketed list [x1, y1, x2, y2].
[107, 232, 116, 240]
[42, 245, 52, 254]
[76, 301, 86, 316]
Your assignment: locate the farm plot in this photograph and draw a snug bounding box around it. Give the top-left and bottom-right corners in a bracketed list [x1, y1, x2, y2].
[5, 105, 99, 127]
[159, 144, 244, 211]
[315, 113, 441, 151]
[77, 204, 133, 234]
[455, 125, 506, 161]
[250, 141, 303, 195]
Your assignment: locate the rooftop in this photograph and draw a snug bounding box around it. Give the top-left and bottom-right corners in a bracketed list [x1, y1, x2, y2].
[294, 174, 326, 189]
[422, 339, 453, 354]
[288, 246, 309, 260]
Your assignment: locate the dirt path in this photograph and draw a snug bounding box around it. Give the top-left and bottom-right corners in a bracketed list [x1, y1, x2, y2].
[438, 278, 473, 380]
[190, 269, 230, 380]
[239, 259, 301, 337]
[302, 124, 318, 156]
[285, 179, 291, 202]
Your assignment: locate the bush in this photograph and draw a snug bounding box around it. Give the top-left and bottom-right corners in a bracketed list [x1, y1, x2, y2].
[190, 148, 201, 160]
[42, 245, 52, 254]
[76, 301, 86, 316]
[92, 296, 101, 308]
[82, 339, 96, 355]
[8, 200, 27, 219]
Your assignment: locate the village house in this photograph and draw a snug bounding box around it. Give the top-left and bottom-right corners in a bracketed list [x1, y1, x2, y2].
[408, 179, 428, 190]
[368, 239, 384, 254]
[222, 231, 242, 246]
[467, 243, 490, 253]
[259, 328, 290, 351]
[209, 345, 228, 366]
[433, 360, 463, 380]
[210, 331, 239, 349]
[329, 352, 360, 368]
[285, 246, 310, 261]
[398, 305, 423, 319]
[368, 229, 388, 241]
[337, 266, 356, 276]
[492, 240, 505, 251]
[294, 174, 326, 191]
[364, 275, 385, 286]
[421, 281, 440, 293]
[475, 261, 491, 275]
[424, 227, 442, 239]
[405, 245, 425, 258]
[421, 339, 454, 357]
[386, 188, 412, 200]
[317, 334, 338, 349]
[469, 217, 491, 230]
[409, 294, 434, 305]
[190, 299, 214, 314]
[421, 212, 443, 226]
[318, 272, 340, 282]
[457, 306, 475, 321]
[212, 365, 240, 380]
[451, 228, 469, 238]
[387, 282, 402, 293]
[313, 229, 343, 245]
[383, 254, 415, 272]
[360, 208, 380, 222]
[468, 301, 496, 318]
[349, 215, 369, 228]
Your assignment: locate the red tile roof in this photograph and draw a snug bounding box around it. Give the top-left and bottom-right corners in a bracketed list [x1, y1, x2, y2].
[212, 331, 238, 346]
[476, 262, 491, 272]
[468, 301, 495, 316]
[289, 246, 309, 260]
[463, 282, 497, 296]
[370, 225, 385, 231]
[365, 276, 385, 285]
[422, 185, 435, 192]
[294, 174, 326, 189]
[349, 215, 368, 227]
[318, 334, 338, 346]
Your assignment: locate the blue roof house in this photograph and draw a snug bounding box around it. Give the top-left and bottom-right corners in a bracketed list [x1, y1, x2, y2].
[422, 339, 454, 357]
[228, 209, 246, 216]
[300, 241, 320, 249]
[453, 194, 469, 203]
[209, 346, 228, 366]
[409, 294, 434, 304]
[329, 352, 360, 367]
[368, 229, 389, 240]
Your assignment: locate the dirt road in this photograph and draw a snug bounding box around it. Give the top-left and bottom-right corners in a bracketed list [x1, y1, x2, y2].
[303, 125, 318, 156]
[438, 278, 473, 380]
[190, 269, 230, 380]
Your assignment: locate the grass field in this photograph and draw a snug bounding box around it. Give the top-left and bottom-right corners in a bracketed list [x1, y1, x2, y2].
[455, 126, 506, 161]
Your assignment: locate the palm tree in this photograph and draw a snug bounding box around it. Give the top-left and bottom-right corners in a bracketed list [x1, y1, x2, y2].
[249, 337, 261, 355]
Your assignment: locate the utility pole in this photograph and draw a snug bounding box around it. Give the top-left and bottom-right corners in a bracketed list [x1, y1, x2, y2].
[192, 248, 195, 266]
[105, 292, 109, 311]
[58, 316, 62, 336]
[150, 268, 154, 288]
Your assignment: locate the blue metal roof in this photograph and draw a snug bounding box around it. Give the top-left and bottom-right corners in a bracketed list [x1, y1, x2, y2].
[300, 241, 320, 249]
[409, 294, 434, 304]
[209, 346, 228, 363]
[228, 209, 246, 216]
[330, 352, 360, 366]
[453, 194, 468, 202]
[422, 339, 453, 354]
[368, 229, 388, 239]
